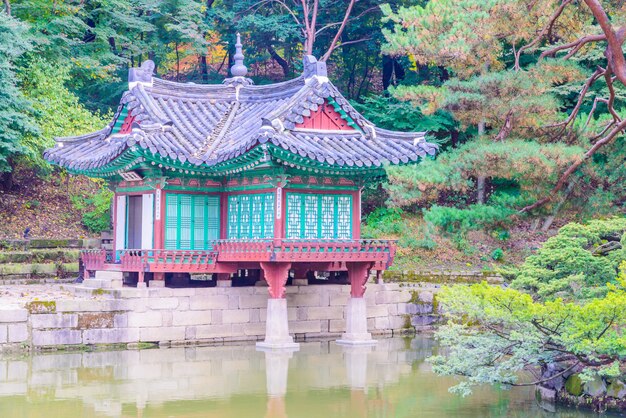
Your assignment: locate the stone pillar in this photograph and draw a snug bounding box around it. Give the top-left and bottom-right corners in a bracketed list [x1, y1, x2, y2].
[150, 272, 165, 288]
[342, 345, 372, 390]
[137, 271, 147, 288]
[257, 262, 298, 350]
[216, 273, 231, 287]
[292, 267, 308, 286]
[337, 262, 376, 346]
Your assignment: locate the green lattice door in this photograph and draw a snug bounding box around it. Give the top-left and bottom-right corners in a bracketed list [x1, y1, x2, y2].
[165, 193, 220, 250]
[227, 193, 274, 239]
[285, 193, 352, 239]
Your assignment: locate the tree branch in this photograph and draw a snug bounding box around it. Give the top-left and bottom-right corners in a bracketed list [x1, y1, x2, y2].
[314, 6, 379, 36]
[540, 34, 606, 59]
[514, 0, 573, 70]
[582, 0, 626, 85]
[546, 66, 605, 130]
[519, 118, 626, 213]
[512, 361, 580, 387]
[320, 0, 356, 61]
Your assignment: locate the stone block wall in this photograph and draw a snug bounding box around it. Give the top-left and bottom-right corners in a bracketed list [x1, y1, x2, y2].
[0, 283, 434, 350]
[0, 306, 29, 349]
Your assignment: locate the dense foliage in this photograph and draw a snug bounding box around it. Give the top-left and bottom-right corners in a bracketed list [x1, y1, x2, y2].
[432, 217, 626, 398]
[431, 277, 626, 396]
[382, 0, 626, 235]
[510, 218, 626, 300]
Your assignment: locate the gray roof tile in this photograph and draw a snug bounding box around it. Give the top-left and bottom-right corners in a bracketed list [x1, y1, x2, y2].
[44, 73, 435, 173]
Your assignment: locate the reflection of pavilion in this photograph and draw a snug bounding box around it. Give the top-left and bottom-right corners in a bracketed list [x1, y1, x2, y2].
[0, 339, 413, 418]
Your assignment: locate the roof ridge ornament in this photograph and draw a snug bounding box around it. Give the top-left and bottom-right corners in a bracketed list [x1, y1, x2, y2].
[303, 55, 328, 83]
[128, 60, 155, 90]
[224, 33, 254, 88]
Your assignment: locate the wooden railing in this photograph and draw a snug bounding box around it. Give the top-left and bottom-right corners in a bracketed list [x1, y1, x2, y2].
[81, 239, 396, 272]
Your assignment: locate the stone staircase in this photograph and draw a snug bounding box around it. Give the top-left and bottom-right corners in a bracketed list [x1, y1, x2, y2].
[0, 238, 101, 285]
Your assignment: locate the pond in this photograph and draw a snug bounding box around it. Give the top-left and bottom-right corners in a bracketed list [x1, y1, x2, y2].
[0, 337, 616, 417]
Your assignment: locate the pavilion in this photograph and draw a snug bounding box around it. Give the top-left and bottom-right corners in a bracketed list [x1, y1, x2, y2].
[44, 36, 437, 348]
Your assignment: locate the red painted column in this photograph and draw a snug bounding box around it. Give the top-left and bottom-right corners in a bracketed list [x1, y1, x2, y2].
[153, 186, 164, 249]
[220, 191, 228, 239]
[273, 187, 286, 244]
[347, 262, 370, 298]
[260, 262, 292, 298]
[112, 192, 118, 253]
[352, 189, 361, 240]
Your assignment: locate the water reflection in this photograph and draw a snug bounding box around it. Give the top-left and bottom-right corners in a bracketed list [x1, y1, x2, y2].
[0, 337, 614, 418]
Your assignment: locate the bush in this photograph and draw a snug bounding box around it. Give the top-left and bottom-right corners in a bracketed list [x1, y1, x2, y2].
[362, 207, 405, 237]
[424, 203, 515, 236]
[490, 248, 504, 261]
[71, 183, 113, 234]
[511, 217, 626, 300]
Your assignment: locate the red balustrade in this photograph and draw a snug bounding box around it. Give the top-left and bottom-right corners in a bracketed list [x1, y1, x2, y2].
[80, 239, 396, 274]
[82, 249, 107, 270]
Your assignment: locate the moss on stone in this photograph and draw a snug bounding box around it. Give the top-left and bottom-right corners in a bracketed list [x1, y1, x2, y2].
[77, 312, 115, 329]
[26, 301, 57, 314]
[127, 342, 159, 350]
[403, 314, 413, 329]
[432, 294, 439, 313]
[565, 374, 584, 396]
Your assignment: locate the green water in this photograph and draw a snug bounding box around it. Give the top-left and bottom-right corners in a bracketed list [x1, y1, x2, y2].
[0, 337, 616, 417]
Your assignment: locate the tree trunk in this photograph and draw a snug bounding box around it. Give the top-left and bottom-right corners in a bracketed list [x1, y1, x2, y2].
[0, 171, 13, 191]
[175, 42, 180, 81]
[267, 45, 289, 78]
[476, 116, 487, 205]
[476, 176, 486, 204]
[530, 218, 541, 232]
[3, 0, 10, 15]
[148, 51, 157, 75]
[540, 181, 575, 231]
[199, 55, 208, 82]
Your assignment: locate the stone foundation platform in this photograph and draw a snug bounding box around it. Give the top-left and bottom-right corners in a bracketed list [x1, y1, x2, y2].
[0, 283, 431, 351]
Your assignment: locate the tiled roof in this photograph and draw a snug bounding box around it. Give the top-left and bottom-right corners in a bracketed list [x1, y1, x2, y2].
[44, 65, 436, 174]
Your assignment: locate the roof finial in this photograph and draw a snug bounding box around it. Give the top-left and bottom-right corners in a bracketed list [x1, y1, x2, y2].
[230, 33, 247, 77]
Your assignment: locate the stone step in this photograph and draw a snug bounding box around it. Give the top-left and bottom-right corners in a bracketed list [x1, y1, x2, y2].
[83, 271, 123, 289]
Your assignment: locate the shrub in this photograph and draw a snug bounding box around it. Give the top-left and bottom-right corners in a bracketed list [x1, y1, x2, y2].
[511, 217, 626, 300]
[490, 248, 504, 261]
[71, 182, 113, 234]
[362, 207, 405, 237]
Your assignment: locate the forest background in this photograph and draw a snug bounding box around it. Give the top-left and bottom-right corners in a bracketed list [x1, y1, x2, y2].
[2, 0, 626, 271]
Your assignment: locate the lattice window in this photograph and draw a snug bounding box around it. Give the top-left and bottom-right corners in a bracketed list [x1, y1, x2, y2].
[286, 193, 352, 239]
[337, 196, 352, 239]
[227, 195, 240, 239]
[165, 195, 178, 250]
[251, 194, 263, 239]
[320, 195, 335, 239]
[178, 195, 192, 250]
[166, 193, 221, 249]
[263, 193, 275, 239]
[286, 194, 302, 239]
[228, 193, 275, 239]
[239, 195, 251, 238]
[193, 196, 205, 249]
[303, 195, 318, 239]
[206, 196, 220, 243]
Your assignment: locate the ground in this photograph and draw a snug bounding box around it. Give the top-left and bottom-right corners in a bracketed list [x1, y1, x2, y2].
[0, 168, 101, 240]
[386, 215, 564, 272]
[0, 284, 104, 308]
